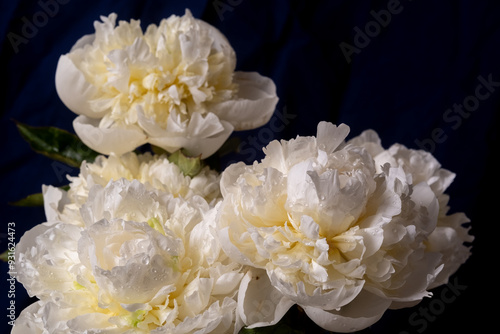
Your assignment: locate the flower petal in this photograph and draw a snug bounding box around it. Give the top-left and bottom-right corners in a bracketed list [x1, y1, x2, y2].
[237, 269, 295, 329]
[12, 301, 45, 334]
[316, 122, 350, 154]
[209, 72, 278, 130]
[411, 182, 439, 234]
[73, 115, 147, 155]
[195, 13, 235, 64]
[70, 33, 95, 51]
[268, 269, 364, 311]
[42, 185, 69, 222]
[303, 290, 391, 333]
[55, 55, 101, 118]
[67, 312, 116, 332]
[148, 115, 234, 158]
[347, 129, 385, 159]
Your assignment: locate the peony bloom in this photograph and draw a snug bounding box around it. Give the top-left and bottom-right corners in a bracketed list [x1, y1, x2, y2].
[15, 179, 243, 333]
[217, 122, 472, 332]
[55, 10, 278, 158]
[68, 151, 221, 204]
[349, 130, 474, 291]
[44, 151, 221, 227]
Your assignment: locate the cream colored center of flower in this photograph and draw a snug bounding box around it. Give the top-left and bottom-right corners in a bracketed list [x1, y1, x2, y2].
[78, 34, 237, 129]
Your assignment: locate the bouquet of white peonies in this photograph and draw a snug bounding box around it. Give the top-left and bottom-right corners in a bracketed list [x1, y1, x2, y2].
[9, 9, 472, 334]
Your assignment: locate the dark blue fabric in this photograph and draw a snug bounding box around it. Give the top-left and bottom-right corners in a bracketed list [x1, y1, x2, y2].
[1, 0, 497, 332]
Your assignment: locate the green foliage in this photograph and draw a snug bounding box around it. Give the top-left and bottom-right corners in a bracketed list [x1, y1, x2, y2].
[167, 149, 204, 177]
[15, 121, 99, 167]
[9, 192, 44, 207]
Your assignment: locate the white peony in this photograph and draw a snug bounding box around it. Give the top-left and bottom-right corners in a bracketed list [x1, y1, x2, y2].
[69, 151, 221, 203]
[55, 10, 278, 158]
[44, 151, 221, 227]
[217, 122, 472, 332]
[14, 179, 243, 333]
[349, 130, 474, 291]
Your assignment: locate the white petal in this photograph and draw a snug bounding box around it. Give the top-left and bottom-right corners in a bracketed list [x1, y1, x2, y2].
[209, 72, 278, 130]
[213, 272, 245, 295]
[347, 129, 384, 158]
[154, 298, 236, 334]
[268, 268, 364, 311]
[148, 117, 234, 158]
[303, 290, 391, 333]
[73, 115, 147, 155]
[356, 227, 384, 258]
[15, 224, 51, 296]
[55, 55, 102, 117]
[70, 33, 95, 51]
[299, 215, 320, 240]
[217, 226, 256, 267]
[411, 182, 439, 234]
[178, 277, 214, 318]
[79, 218, 182, 305]
[137, 106, 168, 137]
[67, 313, 116, 332]
[316, 122, 350, 154]
[197, 18, 236, 65]
[187, 112, 227, 138]
[15, 222, 82, 298]
[42, 185, 69, 222]
[12, 302, 44, 334]
[237, 269, 295, 328]
[383, 251, 442, 302]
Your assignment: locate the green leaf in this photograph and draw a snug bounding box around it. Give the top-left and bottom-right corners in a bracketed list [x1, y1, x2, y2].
[150, 144, 168, 156]
[0, 249, 9, 262]
[9, 192, 44, 207]
[15, 121, 100, 167]
[9, 185, 70, 207]
[167, 149, 203, 177]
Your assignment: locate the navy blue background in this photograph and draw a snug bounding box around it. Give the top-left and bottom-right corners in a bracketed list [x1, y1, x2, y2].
[1, 0, 498, 333]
